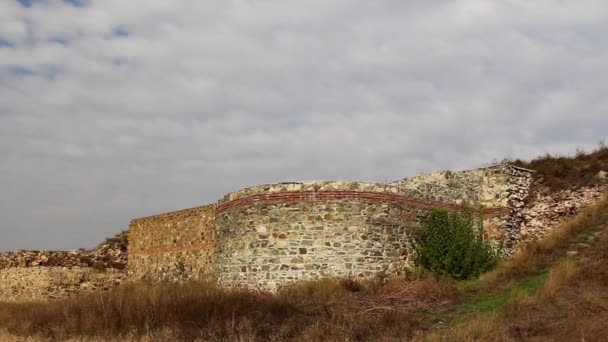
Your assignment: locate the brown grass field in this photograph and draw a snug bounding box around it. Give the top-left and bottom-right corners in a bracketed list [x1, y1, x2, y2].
[508, 142, 608, 191]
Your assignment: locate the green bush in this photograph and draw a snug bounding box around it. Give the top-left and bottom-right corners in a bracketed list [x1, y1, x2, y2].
[413, 209, 499, 280]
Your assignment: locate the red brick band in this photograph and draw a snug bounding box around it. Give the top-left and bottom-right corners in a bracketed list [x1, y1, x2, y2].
[131, 192, 509, 256]
[216, 190, 511, 217]
[129, 242, 215, 256]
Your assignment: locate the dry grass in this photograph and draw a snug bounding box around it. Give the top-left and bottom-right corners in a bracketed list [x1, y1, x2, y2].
[539, 258, 579, 299]
[419, 315, 512, 342]
[0, 328, 182, 342]
[424, 198, 608, 341]
[508, 141, 608, 191]
[483, 198, 608, 282]
[0, 276, 457, 341]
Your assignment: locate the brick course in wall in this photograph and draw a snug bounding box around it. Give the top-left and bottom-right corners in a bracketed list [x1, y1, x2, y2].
[216, 189, 511, 217]
[1, 164, 544, 300]
[128, 204, 216, 282]
[213, 173, 531, 291]
[124, 165, 536, 291]
[393, 165, 534, 250]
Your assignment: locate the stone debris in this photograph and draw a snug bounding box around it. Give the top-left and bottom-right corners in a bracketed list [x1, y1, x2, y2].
[0, 231, 128, 270]
[519, 185, 606, 241]
[566, 250, 579, 257]
[0, 231, 128, 302]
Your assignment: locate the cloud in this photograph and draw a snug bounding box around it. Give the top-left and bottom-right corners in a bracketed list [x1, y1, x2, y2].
[0, 0, 607, 251]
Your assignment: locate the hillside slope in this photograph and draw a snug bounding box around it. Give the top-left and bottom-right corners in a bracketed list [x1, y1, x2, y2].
[423, 198, 608, 341]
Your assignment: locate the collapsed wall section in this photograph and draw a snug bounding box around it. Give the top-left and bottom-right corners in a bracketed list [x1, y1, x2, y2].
[214, 181, 509, 291]
[128, 204, 216, 281]
[0, 234, 129, 302]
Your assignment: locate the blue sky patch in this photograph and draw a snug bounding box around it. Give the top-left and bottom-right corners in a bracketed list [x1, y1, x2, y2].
[112, 27, 129, 37]
[5, 65, 62, 80]
[49, 36, 70, 46]
[0, 39, 15, 48]
[112, 58, 127, 66]
[8, 66, 36, 77]
[18, 0, 89, 8]
[63, 0, 88, 6]
[17, 0, 34, 7]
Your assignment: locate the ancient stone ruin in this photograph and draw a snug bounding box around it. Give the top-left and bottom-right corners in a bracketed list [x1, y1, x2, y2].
[0, 232, 127, 302]
[129, 164, 534, 291]
[1, 163, 605, 301]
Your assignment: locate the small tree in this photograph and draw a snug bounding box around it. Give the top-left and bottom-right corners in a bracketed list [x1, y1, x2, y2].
[413, 209, 499, 280]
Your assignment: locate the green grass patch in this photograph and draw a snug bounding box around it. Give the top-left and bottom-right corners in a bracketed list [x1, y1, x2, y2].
[459, 294, 508, 315]
[513, 271, 548, 296]
[443, 270, 549, 328]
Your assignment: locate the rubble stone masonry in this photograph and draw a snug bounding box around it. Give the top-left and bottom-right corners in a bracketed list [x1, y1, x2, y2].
[128, 204, 216, 281]
[392, 165, 534, 249]
[212, 165, 534, 290]
[0, 266, 124, 302]
[5, 164, 605, 300]
[117, 165, 536, 291]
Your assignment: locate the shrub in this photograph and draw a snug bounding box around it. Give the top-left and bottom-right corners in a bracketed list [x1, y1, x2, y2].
[413, 209, 499, 280]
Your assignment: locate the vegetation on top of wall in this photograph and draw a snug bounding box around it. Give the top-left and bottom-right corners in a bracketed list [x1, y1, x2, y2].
[413, 209, 500, 280]
[507, 140, 608, 191]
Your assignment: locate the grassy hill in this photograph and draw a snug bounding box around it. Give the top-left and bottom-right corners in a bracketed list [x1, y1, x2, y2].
[425, 198, 608, 341]
[508, 142, 608, 191]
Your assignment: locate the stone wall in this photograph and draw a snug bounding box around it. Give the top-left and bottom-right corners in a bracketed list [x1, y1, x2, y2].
[391, 164, 533, 208]
[0, 266, 125, 302]
[214, 180, 512, 291]
[0, 231, 128, 302]
[128, 204, 216, 281]
[124, 165, 535, 291]
[392, 165, 534, 250]
[3, 164, 605, 300]
[0, 164, 542, 299]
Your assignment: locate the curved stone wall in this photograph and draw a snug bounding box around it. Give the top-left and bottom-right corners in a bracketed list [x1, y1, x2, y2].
[214, 181, 507, 291]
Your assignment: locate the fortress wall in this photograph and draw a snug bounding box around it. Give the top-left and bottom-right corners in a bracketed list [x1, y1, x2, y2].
[128, 204, 216, 281]
[0, 165, 538, 301]
[214, 181, 509, 291]
[0, 266, 124, 302]
[391, 165, 533, 207]
[392, 165, 534, 250]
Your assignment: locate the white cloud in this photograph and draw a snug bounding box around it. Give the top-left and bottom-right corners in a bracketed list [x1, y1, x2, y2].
[0, 0, 607, 250]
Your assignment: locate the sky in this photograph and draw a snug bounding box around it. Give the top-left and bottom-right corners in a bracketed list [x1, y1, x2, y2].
[1, 0, 607, 251]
